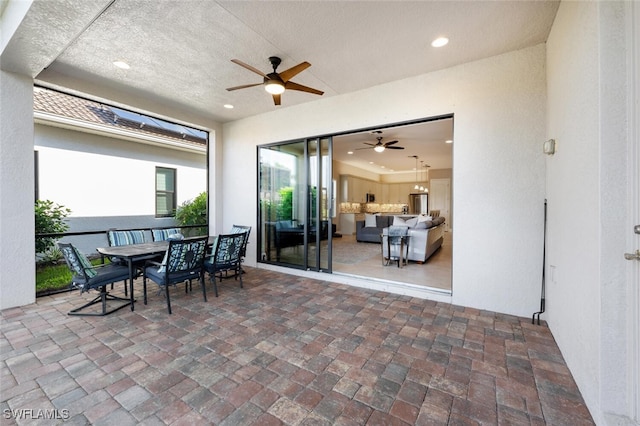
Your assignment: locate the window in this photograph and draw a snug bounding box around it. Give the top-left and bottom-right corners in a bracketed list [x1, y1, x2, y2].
[156, 167, 176, 217]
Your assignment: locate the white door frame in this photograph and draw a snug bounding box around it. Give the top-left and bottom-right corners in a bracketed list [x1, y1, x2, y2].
[628, 1, 640, 420]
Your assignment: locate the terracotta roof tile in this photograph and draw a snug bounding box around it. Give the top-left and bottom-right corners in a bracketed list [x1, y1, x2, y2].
[33, 87, 207, 147]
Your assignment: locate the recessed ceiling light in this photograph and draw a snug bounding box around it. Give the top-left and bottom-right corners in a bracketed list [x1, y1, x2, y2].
[113, 61, 130, 69]
[347, 151, 353, 155]
[369, 161, 374, 164]
[431, 37, 449, 48]
[224, 104, 234, 109]
[445, 139, 453, 144]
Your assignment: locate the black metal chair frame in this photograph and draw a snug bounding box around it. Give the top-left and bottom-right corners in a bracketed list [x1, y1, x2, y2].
[205, 232, 247, 297]
[59, 242, 132, 316]
[230, 224, 251, 275]
[142, 236, 208, 314]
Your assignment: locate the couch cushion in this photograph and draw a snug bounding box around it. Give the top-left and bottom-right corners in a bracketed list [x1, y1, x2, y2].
[393, 216, 418, 227]
[433, 216, 445, 225]
[376, 215, 391, 228]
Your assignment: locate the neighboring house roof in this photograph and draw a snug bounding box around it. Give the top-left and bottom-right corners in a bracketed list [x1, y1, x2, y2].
[33, 86, 207, 149]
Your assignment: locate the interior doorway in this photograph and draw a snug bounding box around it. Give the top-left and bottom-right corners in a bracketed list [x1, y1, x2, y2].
[330, 116, 454, 292]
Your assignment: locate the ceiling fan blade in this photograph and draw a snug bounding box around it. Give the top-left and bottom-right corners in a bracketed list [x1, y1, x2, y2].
[386, 146, 405, 150]
[272, 93, 281, 106]
[363, 142, 377, 147]
[278, 62, 311, 82]
[384, 140, 399, 146]
[226, 83, 263, 91]
[355, 146, 374, 150]
[285, 81, 324, 96]
[231, 59, 268, 78]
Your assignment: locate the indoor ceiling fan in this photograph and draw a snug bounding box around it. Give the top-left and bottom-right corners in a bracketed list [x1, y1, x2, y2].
[226, 56, 324, 105]
[357, 136, 405, 153]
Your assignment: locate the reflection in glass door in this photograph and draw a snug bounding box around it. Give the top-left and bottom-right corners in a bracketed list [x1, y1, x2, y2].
[258, 138, 332, 272]
[307, 138, 331, 271]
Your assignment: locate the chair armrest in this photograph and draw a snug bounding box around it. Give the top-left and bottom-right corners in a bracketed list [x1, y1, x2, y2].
[144, 260, 163, 267]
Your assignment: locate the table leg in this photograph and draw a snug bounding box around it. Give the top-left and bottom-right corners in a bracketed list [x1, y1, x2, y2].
[128, 260, 135, 311]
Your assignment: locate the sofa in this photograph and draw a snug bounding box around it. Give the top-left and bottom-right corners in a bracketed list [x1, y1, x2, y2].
[268, 220, 337, 261]
[356, 214, 446, 263]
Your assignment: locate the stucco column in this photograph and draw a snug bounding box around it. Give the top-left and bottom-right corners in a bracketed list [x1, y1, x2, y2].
[0, 71, 35, 309]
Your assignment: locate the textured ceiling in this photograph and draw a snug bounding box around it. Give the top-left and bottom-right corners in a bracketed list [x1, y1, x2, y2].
[3, 0, 559, 172]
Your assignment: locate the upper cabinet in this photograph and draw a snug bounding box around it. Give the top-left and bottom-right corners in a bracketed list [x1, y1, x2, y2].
[340, 175, 414, 205]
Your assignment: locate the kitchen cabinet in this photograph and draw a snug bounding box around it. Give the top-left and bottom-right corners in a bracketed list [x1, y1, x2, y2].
[340, 175, 415, 205]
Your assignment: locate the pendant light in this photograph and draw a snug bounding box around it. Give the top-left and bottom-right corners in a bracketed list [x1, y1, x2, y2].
[413, 156, 420, 190]
[419, 161, 425, 191]
[423, 162, 429, 193]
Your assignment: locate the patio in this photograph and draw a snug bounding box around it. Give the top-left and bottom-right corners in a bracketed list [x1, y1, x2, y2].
[1, 268, 593, 425]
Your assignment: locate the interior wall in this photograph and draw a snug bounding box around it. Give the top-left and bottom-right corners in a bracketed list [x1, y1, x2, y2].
[545, 1, 632, 423]
[223, 43, 546, 318]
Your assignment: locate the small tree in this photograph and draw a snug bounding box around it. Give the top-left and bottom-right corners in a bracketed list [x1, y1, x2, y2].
[175, 192, 207, 236]
[35, 200, 71, 256]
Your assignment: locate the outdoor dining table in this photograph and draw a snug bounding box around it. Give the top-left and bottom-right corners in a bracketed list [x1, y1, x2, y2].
[96, 236, 216, 311]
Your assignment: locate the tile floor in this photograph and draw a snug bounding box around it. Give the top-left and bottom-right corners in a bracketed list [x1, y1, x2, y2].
[1, 268, 593, 425]
[333, 232, 452, 291]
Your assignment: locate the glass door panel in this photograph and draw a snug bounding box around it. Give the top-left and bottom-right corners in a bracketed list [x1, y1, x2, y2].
[258, 142, 306, 268]
[258, 137, 332, 272]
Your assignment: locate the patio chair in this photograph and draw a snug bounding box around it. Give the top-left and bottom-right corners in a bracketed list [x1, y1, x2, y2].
[151, 227, 182, 241]
[106, 229, 153, 294]
[230, 224, 251, 273]
[204, 232, 247, 297]
[142, 236, 208, 314]
[59, 242, 132, 316]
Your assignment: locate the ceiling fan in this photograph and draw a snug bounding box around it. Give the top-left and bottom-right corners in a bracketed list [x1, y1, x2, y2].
[226, 56, 324, 105]
[358, 136, 405, 153]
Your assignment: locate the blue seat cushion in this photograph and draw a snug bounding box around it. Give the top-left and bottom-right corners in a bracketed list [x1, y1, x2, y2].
[145, 266, 201, 286]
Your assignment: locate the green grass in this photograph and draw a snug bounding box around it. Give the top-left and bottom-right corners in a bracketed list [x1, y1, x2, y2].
[36, 258, 108, 293]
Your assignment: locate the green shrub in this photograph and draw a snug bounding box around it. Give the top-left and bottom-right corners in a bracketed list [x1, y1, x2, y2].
[175, 192, 207, 236]
[277, 187, 293, 220]
[35, 200, 71, 256]
[36, 257, 107, 293]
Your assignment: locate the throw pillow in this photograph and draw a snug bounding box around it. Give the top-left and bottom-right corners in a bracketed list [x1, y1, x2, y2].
[414, 222, 427, 229]
[393, 216, 407, 226]
[364, 213, 377, 227]
[405, 217, 418, 228]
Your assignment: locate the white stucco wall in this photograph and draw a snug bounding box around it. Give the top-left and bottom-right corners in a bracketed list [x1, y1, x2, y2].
[546, 2, 633, 423]
[35, 124, 206, 217]
[33, 123, 207, 254]
[224, 44, 546, 318]
[0, 72, 35, 309]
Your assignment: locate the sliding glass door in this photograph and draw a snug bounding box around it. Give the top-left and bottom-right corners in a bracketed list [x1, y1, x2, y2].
[258, 138, 332, 272]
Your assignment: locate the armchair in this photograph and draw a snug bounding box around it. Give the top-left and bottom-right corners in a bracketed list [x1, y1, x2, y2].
[59, 242, 132, 316]
[204, 233, 247, 297]
[142, 236, 208, 314]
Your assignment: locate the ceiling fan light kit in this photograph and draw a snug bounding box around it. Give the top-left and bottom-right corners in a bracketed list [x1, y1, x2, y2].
[227, 56, 324, 105]
[265, 81, 285, 94]
[358, 135, 405, 152]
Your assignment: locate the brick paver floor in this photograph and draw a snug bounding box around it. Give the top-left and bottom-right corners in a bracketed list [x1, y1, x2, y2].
[1, 268, 594, 425]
